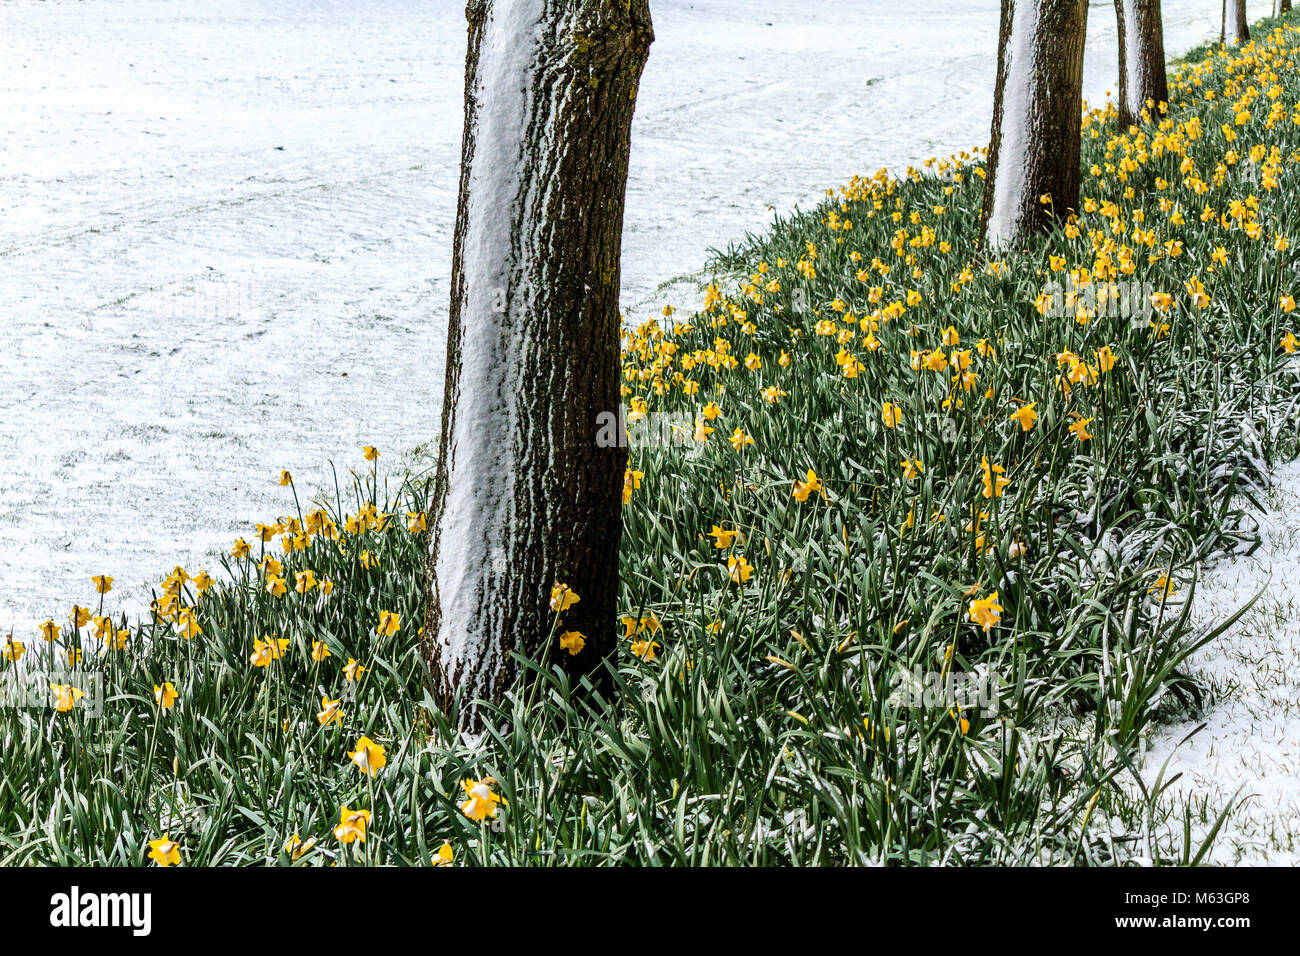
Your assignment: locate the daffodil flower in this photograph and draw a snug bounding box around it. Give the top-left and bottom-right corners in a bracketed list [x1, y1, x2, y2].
[375, 610, 400, 637]
[50, 683, 83, 712]
[792, 469, 822, 502]
[460, 778, 505, 822]
[148, 834, 182, 866]
[431, 842, 454, 866]
[154, 682, 179, 711]
[968, 593, 1004, 632]
[348, 736, 387, 776]
[333, 805, 371, 844]
[317, 696, 343, 726]
[559, 631, 586, 656]
[549, 583, 580, 613]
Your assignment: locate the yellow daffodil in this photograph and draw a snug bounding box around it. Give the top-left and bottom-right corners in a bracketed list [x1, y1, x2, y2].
[284, 833, 317, 861]
[559, 631, 586, 656]
[792, 469, 822, 502]
[460, 778, 505, 822]
[317, 695, 344, 726]
[1009, 403, 1038, 431]
[333, 805, 371, 844]
[348, 736, 387, 776]
[51, 683, 83, 712]
[549, 583, 580, 612]
[376, 610, 400, 637]
[175, 608, 202, 640]
[622, 468, 643, 504]
[630, 638, 660, 661]
[154, 682, 179, 711]
[250, 636, 290, 668]
[1148, 574, 1177, 598]
[708, 524, 741, 549]
[981, 457, 1009, 499]
[968, 592, 1004, 632]
[147, 834, 182, 866]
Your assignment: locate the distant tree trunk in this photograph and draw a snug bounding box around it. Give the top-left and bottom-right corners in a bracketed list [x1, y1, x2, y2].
[1115, 1, 1168, 129]
[423, 0, 653, 723]
[979, 0, 1089, 251]
[1278, 0, 1291, 17]
[1231, 0, 1250, 41]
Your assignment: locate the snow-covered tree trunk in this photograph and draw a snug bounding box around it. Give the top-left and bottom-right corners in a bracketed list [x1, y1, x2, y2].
[979, 0, 1089, 251]
[1114, 0, 1168, 129]
[1230, 0, 1250, 42]
[423, 0, 653, 721]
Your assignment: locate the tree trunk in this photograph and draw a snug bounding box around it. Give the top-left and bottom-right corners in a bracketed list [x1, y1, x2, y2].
[1231, 0, 1250, 41]
[1278, 0, 1291, 17]
[1114, 0, 1168, 129]
[979, 0, 1089, 252]
[423, 0, 653, 723]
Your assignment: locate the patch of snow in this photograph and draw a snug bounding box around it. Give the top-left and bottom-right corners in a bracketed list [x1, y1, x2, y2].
[1136, 459, 1300, 865]
[1119, 0, 1147, 122]
[431, 0, 544, 686]
[984, 0, 1040, 250]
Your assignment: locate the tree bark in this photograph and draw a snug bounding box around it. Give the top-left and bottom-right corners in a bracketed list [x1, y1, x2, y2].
[1114, 0, 1168, 129]
[979, 0, 1089, 251]
[1230, 0, 1250, 41]
[423, 0, 653, 723]
[1281, 1, 1293, 18]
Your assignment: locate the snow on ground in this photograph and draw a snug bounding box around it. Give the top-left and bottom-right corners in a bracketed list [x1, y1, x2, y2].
[0, 0, 1227, 636]
[1135, 461, 1300, 866]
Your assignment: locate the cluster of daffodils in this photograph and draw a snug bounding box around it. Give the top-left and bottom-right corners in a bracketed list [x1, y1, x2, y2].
[614, 23, 1300, 661]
